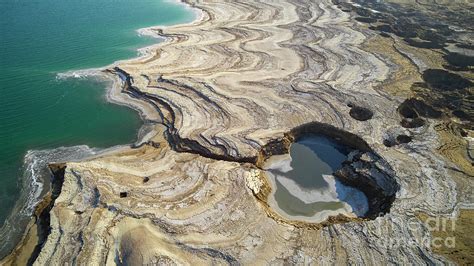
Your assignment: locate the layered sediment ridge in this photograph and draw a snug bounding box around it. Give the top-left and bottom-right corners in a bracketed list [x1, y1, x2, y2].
[4, 0, 473, 264]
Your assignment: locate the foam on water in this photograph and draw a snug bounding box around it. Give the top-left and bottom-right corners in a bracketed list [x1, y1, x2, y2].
[55, 68, 105, 81]
[0, 145, 98, 258]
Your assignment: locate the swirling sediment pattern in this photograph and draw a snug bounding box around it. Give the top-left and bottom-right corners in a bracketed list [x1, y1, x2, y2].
[6, 0, 473, 264]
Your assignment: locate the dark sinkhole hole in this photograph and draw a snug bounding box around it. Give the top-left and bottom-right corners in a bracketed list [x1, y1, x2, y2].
[349, 105, 374, 121]
[383, 134, 412, 147]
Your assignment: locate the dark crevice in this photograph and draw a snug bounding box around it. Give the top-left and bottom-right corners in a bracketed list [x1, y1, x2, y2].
[27, 163, 67, 265]
[111, 67, 257, 164]
[176, 242, 239, 265]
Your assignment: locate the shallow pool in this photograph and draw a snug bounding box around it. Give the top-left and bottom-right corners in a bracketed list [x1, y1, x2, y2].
[264, 135, 369, 223]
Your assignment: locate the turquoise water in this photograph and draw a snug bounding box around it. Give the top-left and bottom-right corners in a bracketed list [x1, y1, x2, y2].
[0, 0, 194, 255]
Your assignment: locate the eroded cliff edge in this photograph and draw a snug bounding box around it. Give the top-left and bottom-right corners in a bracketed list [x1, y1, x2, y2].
[4, 0, 473, 264]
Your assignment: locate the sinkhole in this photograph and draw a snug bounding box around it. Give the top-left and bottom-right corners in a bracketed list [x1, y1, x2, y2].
[263, 135, 368, 223]
[258, 123, 399, 224]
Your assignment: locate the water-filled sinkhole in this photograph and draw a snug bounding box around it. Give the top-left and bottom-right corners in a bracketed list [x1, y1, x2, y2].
[263, 135, 369, 223]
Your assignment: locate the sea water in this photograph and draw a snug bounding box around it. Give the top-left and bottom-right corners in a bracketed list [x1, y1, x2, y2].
[0, 0, 195, 257]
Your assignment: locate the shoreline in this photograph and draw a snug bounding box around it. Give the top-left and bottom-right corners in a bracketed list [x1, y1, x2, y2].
[0, 0, 202, 260]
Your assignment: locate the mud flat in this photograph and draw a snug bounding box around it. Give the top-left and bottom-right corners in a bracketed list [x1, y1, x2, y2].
[3, 0, 473, 264]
